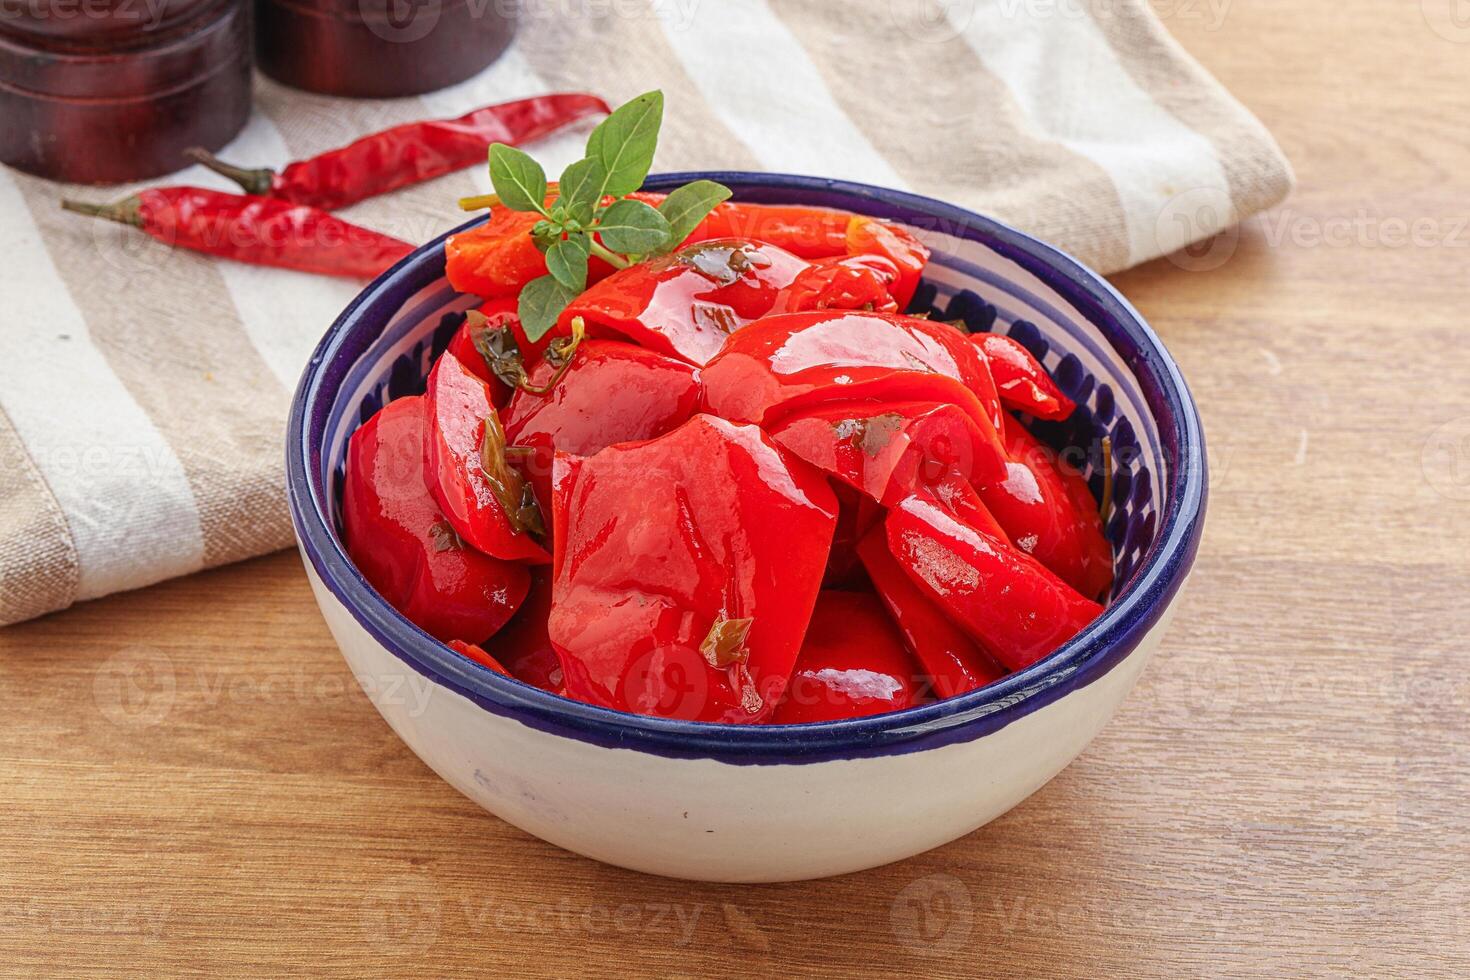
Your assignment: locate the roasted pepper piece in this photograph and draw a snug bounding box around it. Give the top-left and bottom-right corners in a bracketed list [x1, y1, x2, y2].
[770, 591, 925, 724]
[484, 569, 566, 694]
[885, 492, 1102, 671]
[502, 340, 701, 515]
[700, 311, 1008, 478]
[773, 254, 901, 314]
[768, 400, 1000, 506]
[974, 333, 1075, 421]
[554, 240, 811, 366]
[423, 351, 550, 563]
[856, 523, 1006, 698]
[342, 396, 530, 643]
[548, 414, 838, 723]
[447, 640, 512, 676]
[978, 414, 1113, 600]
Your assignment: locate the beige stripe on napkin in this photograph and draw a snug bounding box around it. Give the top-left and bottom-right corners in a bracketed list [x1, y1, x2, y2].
[0, 0, 1292, 626]
[0, 409, 80, 623]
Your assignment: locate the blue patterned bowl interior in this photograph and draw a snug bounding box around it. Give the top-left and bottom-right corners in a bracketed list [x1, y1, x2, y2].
[288, 173, 1205, 762]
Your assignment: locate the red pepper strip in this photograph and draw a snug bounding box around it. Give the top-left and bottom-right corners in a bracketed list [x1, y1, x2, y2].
[342, 396, 530, 643]
[886, 493, 1102, 672]
[502, 339, 701, 514]
[770, 591, 925, 724]
[446, 296, 519, 402]
[447, 640, 512, 676]
[189, 94, 611, 211]
[700, 310, 1008, 480]
[979, 415, 1113, 600]
[773, 254, 900, 314]
[483, 569, 566, 694]
[548, 415, 838, 723]
[689, 202, 852, 258]
[61, 187, 412, 279]
[822, 482, 884, 588]
[768, 400, 999, 506]
[974, 334, 1076, 421]
[856, 525, 1006, 699]
[423, 351, 550, 563]
[555, 240, 812, 366]
[845, 217, 928, 309]
[445, 188, 624, 300]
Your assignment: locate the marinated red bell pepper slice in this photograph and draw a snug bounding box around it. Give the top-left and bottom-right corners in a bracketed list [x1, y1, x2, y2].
[773, 254, 900, 314]
[700, 310, 1008, 478]
[978, 415, 1113, 600]
[974, 333, 1075, 421]
[885, 492, 1102, 671]
[548, 414, 838, 723]
[484, 569, 565, 693]
[445, 296, 519, 402]
[502, 339, 701, 522]
[822, 482, 884, 588]
[846, 216, 928, 309]
[770, 591, 924, 724]
[555, 240, 811, 366]
[445, 189, 624, 300]
[768, 399, 999, 506]
[447, 640, 512, 676]
[342, 396, 530, 643]
[856, 524, 1005, 698]
[423, 351, 550, 563]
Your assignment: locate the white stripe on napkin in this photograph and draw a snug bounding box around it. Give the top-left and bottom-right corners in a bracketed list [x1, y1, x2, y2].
[653, 0, 909, 188]
[947, 0, 1234, 265]
[0, 170, 206, 600]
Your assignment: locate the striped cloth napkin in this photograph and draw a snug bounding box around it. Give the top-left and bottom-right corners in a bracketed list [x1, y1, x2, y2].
[0, 0, 1291, 626]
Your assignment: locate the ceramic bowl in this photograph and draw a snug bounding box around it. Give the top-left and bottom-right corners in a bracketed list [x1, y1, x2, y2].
[286, 173, 1207, 882]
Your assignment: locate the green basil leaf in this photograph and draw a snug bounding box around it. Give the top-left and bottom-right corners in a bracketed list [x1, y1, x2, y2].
[518, 274, 577, 342]
[558, 156, 608, 224]
[653, 179, 733, 254]
[488, 143, 548, 215]
[585, 91, 663, 197]
[545, 233, 591, 291]
[596, 198, 672, 254]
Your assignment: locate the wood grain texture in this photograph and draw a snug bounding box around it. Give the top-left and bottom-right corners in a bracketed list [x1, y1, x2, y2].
[3, 2, 1468, 975]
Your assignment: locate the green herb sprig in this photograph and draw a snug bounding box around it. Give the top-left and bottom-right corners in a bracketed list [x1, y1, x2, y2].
[458, 91, 731, 342]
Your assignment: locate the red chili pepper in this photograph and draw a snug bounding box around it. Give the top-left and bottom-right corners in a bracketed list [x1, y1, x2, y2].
[342, 396, 530, 643]
[548, 414, 838, 723]
[484, 569, 566, 694]
[556, 240, 812, 365]
[447, 640, 512, 676]
[885, 492, 1102, 671]
[856, 526, 1006, 699]
[61, 187, 413, 279]
[978, 415, 1113, 600]
[188, 94, 611, 211]
[767, 400, 998, 506]
[974, 333, 1076, 421]
[502, 339, 701, 512]
[770, 591, 924, 723]
[700, 311, 1009, 480]
[422, 351, 550, 563]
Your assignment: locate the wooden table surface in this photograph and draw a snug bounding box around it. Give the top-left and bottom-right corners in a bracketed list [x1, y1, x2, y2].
[5, 3, 1468, 976]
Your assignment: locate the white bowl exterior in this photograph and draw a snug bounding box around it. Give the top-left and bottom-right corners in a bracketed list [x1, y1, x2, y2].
[306, 557, 1180, 882]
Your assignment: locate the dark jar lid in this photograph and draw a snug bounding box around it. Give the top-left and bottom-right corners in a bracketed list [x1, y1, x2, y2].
[0, 0, 220, 45]
[256, 0, 517, 98]
[0, 0, 252, 183]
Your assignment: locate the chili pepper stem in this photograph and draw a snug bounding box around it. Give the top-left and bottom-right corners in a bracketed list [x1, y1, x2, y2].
[184, 147, 276, 197]
[59, 197, 143, 228]
[519, 317, 586, 396]
[458, 193, 502, 211]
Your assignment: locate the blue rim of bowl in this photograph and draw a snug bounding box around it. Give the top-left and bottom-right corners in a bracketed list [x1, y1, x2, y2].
[286, 172, 1207, 765]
